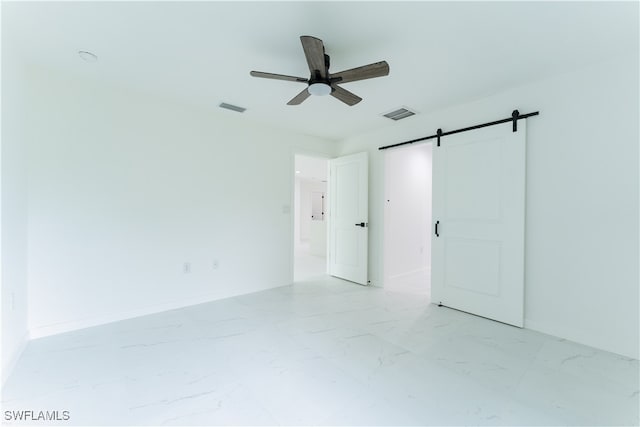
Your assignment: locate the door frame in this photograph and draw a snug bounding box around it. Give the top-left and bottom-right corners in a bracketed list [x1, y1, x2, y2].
[382, 142, 433, 293]
[290, 149, 331, 283]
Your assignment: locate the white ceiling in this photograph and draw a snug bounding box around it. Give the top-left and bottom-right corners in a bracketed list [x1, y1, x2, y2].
[3, 1, 638, 141]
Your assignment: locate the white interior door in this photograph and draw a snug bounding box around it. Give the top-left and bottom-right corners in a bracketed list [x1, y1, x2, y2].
[432, 121, 526, 327]
[328, 152, 368, 285]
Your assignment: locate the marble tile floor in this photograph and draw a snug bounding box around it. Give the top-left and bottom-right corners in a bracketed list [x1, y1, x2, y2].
[293, 241, 326, 282]
[384, 271, 431, 297]
[2, 276, 638, 426]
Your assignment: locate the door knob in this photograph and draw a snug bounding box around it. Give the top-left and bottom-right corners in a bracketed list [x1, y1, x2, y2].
[355, 222, 367, 227]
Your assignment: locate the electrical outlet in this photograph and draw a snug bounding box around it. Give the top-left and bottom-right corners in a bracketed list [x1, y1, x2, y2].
[183, 262, 191, 274]
[212, 259, 219, 270]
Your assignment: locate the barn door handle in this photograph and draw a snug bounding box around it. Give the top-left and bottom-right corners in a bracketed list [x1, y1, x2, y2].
[435, 220, 440, 237]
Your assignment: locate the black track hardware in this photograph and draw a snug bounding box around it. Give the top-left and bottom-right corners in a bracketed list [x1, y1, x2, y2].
[378, 110, 539, 150]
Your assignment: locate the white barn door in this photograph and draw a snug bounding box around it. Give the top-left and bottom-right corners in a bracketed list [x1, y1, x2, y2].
[431, 121, 526, 327]
[328, 152, 368, 285]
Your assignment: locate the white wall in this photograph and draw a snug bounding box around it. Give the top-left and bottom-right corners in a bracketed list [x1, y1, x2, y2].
[21, 64, 336, 338]
[384, 143, 432, 289]
[338, 53, 639, 359]
[298, 178, 327, 242]
[309, 220, 327, 257]
[1, 50, 30, 384]
[294, 178, 301, 248]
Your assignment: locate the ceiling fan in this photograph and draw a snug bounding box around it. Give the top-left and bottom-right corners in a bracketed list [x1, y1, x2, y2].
[250, 35, 390, 106]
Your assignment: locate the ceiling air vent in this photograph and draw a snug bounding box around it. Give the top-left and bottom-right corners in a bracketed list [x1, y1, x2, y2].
[383, 107, 416, 121]
[219, 102, 246, 113]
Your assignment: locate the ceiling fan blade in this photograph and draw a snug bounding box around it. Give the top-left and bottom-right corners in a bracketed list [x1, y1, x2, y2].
[330, 85, 362, 106]
[287, 88, 311, 105]
[330, 61, 389, 84]
[300, 36, 327, 79]
[250, 71, 308, 83]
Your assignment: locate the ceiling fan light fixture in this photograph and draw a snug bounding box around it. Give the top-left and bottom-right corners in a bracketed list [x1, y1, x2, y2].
[308, 83, 331, 96]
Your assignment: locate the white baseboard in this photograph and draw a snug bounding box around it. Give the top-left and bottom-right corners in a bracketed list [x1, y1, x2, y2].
[389, 267, 430, 280]
[524, 318, 638, 360]
[29, 284, 286, 340]
[385, 267, 430, 287]
[1, 331, 29, 386]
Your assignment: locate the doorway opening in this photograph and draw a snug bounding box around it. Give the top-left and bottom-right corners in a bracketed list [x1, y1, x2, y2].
[294, 154, 329, 281]
[383, 142, 433, 296]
